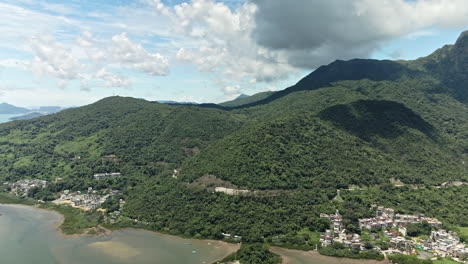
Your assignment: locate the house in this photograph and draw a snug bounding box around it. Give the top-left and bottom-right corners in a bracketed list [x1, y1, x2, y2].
[390, 236, 413, 253]
[93, 172, 121, 179]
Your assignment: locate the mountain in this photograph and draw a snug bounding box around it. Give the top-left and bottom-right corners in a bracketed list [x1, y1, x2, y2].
[0, 103, 30, 114]
[235, 93, 250, 99]
[156, 100, 198, 105]
[219, 91, 276, 107]
[0, 31, 467, 246]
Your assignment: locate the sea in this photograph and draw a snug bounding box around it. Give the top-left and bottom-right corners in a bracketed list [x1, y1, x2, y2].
[0, 114, 18, 124]
[0, 204, 237, 264]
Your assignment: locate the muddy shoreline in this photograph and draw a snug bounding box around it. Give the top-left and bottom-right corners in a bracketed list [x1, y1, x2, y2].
[0, 203, 240, 252]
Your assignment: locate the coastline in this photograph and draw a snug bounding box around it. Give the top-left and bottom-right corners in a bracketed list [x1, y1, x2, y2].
[0, 201, 388, 264]
[0, 202, 240, 252]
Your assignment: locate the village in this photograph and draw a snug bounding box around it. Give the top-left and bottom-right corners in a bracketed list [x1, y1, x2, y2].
[2, 172, 123, 211]
[320, 205, 468, 263]
[51, 187, 116, 210]
[3, 179, 48, 197]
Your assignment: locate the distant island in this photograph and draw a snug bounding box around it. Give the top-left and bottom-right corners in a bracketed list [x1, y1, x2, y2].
[0, 103, 66, 123]
[0, 103, 30, 114]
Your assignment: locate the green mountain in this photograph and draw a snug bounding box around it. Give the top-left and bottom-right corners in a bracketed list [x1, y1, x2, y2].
[0, 31, 467, 246]
[219, 91, 275, 107]
[0, 103, 30, 114]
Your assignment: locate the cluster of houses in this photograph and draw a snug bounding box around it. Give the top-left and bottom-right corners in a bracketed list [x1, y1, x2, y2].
[319, 205, 467, 262]
[422, 230, 468, 261]
[3, 179, 47, 196]
[93, 172, 121, 180]
[319, 210, 364, 249]
[381, 229, 413, 254]
[52, 187, 112, 211]
[358, 205, 442, 230]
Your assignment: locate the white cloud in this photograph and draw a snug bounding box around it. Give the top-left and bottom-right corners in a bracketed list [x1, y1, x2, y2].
[76, 31, 94, 47]
[110, 32, 169, 75]
[95, 68, 131, 88]
[0, 2, 71, 51]
[0, 59, 29, 69]
[165, 0, 296, 89]
[251, 0, 468, 68]
[148, 0, 171, 16]
[30, 35, 83, 80]
[25, 32, 168, 90]
[222, 85, 241, 95]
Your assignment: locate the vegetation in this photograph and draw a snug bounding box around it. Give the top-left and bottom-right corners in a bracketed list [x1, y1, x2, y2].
[219, 244, 282, 264]
[388, 254, 432, 264]
[407, 222, 433, 237]
[433, 258, 463, 264]
[40, 203, 102, 235]
[0, 192, 36, 206]
[457, 226, 468, 243]
[318, 243, 384, 260]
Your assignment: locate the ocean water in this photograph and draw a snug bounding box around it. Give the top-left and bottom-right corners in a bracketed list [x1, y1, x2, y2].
[0, 114, 18, 124]
[0, 204, 237, 264]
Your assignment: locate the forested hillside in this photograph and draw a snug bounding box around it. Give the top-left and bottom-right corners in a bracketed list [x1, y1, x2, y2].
[0, 97, 246, 183]
[0, 31, 467, 248]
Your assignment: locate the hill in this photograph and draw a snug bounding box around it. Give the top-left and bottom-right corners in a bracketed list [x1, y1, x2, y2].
[0, 97, 246, 183]
[0, 103, 30, 114]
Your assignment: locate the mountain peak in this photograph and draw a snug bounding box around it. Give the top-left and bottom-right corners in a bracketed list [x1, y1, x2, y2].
[453, 30, 468, 54]
[235, 93, 250, 99]
[450, 30, 468, 78]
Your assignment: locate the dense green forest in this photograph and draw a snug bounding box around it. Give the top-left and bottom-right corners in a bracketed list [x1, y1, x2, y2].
[0, 31, 467, 262]
[219, 244, 282, 264]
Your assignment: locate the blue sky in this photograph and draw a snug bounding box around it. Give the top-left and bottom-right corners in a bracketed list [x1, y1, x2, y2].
[0, 0, 467, 107]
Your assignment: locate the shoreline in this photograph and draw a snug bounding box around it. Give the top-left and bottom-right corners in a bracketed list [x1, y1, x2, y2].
[0, 202, 389, 264]
[0, 202, 240, 251]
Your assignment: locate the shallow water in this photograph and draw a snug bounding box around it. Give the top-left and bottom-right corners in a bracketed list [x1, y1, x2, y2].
[0, 204, 238, 264]
[270, 247, 390, 264]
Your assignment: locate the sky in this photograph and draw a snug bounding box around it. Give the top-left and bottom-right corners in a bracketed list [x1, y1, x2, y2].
[0, 0, 467, 107]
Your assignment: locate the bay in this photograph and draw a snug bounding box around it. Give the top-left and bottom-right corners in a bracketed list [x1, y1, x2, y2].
[0, 204, 238, 264]
[0, 114, 18, 124]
